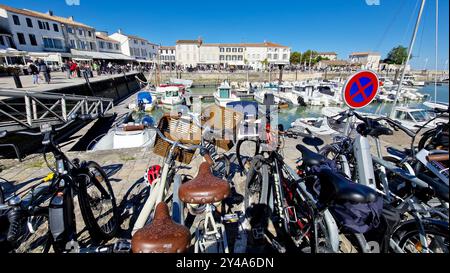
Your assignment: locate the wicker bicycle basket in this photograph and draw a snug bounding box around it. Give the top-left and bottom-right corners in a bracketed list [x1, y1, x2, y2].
[153, 113, 203, 164]
[202, 104, 244, 151]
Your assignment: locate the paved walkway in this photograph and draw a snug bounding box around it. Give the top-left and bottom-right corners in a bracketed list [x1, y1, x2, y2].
[0, 71, 141, 93]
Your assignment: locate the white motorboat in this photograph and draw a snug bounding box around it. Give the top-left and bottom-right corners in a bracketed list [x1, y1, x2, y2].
[290, 117, 338, 136]
[90, 111, 156, 151]
[403, 75, 425, 87]
[391, 106, 439, 131]
[128, 91, 157, 112]
[254, 89, 280, 105]
[160, 86, 184, 107]
[169, 78, 193, 88]
[214, 81, 240, 107]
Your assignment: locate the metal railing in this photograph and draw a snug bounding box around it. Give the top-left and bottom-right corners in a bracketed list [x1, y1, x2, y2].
[0, 89, 114, 132]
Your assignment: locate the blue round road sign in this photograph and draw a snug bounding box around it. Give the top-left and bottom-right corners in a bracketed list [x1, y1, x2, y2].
[343, 70, 379, 109]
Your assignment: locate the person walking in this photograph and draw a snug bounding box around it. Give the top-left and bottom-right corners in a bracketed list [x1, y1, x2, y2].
[28, 61, 39, 85]
[70, 61, 78, 78]
[38, 59, 51, 84]
[64, 60, 71, 79]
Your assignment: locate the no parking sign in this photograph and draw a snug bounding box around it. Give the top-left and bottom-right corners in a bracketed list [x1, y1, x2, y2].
[342, 70, 380, 109]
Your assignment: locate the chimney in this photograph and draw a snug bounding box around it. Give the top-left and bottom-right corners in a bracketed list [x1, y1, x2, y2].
[198, 36, 203, 46]
[47, 10, 54, 16]
[68, 16, 74, 21]
[118, 29, 122, 34]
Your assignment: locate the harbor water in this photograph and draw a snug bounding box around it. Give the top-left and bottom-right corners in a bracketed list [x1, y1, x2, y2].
[150, 83, 449, 129]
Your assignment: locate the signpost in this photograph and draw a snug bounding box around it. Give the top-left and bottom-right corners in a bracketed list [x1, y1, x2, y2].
[342, 70, 380, 109]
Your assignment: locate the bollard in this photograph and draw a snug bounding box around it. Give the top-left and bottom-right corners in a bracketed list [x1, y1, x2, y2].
[13, 73, 23, 88]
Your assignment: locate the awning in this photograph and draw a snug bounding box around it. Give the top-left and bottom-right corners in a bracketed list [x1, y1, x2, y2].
[0, 48, 28, 57]
[70, 49, 134, 61]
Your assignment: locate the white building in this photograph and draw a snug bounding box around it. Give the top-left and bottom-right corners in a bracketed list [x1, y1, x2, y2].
[96, 31, 121, 53]
[349, 52, 381, 71]
[0, 5, 67, 53]
[110, 30, 158, 63]
[317, 52, 337, 61]
[175, 39, 201, 67]
[175, 39, 291, 69]
[159, 46, 176, 67]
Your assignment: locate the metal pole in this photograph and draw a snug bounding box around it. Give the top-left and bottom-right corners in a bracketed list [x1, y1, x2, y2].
[434, 0, 438, 104]
[24, 95, 32, 126]
[389, 0, 426, 118]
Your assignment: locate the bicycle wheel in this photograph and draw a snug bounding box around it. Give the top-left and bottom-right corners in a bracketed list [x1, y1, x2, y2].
[393, 219, 449, 253]
[236, 138, 260, 174]
[77, 161, 119, 241]
[15, 212, 51, 253]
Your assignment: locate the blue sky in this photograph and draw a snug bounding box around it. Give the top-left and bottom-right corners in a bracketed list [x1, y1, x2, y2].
[2, 0, 449, 69]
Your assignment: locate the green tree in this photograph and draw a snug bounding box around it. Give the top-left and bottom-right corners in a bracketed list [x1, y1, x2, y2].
[300, 50, 319, 65]
[384, 46, 409, 65]
[260, 58, 269, 70]
[290, 51, 302, 65]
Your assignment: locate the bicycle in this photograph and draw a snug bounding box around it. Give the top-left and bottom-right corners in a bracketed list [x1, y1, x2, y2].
[130, 113, 232, 253]
[0, 115, 120, 253]
[240, 122, 383, 253]
[319, 109, 449, 253]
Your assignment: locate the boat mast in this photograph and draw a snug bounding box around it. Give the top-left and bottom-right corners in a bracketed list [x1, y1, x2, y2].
[434, 0, 438, 104]
[389, 0, 426, 118]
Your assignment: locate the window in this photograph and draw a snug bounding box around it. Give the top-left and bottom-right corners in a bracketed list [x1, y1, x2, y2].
[220, 48, 224, 52]
[108, 43, 113, 49]
[238, 48, 243, 52]
[53, 24, 59, 32]
[99, 41, 105, 49]
[38, 20, 43, 29]
[88, 31, 92, 37]
[80, 41, 86, 49]
[78, 29, 83, 36]
[29, 34, 37, 46]
[274, 54, 278, 59]
[134, 39, 138, 44]
[43, 37, 53, 48]
[283, 54, 288, 60]
[226, 55, 231, 61]
[68, 27, 74, 34]
[232, 55, 237, 61]
[26, 18, 33, 28]
[232, 48, 237, 52]
[12, 15, 20, 25]
[53, 39, 63, 49]
[45, 22, 50, 30]
[141, 41, 145, 45]
[115, 44, 119, 50]
[267, 54, 272, 59]
[90, 42, 96, 51]
[17, 33, 26, 45]
[238, 55, 243, 61]
[70, 40, 75, 48]
[0, 36, 4, 46]
[226, 48, 231, 52]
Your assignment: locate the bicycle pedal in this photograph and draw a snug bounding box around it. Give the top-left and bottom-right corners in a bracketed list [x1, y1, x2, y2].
[113, 239, 131, 253]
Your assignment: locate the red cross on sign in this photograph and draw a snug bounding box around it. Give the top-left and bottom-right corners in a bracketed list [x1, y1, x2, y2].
[342, 70, 380, 109]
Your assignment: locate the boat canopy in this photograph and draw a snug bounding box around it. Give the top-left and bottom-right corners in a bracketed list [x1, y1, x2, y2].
[137, 92, 153, 104]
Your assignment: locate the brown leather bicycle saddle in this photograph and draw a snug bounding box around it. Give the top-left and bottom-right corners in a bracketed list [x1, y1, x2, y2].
[178, 162, 230, 204]
[131, 202, 190, 253]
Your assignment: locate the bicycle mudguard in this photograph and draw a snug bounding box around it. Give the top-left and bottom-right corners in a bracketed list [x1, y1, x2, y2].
[391, 218, 449, 243]
[323, 209, 340, 252]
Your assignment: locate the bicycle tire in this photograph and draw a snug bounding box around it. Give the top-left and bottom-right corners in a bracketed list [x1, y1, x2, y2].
[77, 161, 119, 241]
[0, 185, 4, 204]
[236, 138, 260, 174]
[392, 219, 449, 253]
